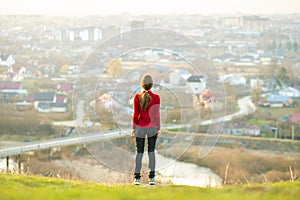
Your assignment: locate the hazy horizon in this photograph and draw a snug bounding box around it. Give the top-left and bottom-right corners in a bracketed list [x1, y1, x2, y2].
[0, 0, 299, 16]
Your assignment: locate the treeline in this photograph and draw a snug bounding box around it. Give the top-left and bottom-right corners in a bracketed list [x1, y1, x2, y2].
[0, 105, 56, 138]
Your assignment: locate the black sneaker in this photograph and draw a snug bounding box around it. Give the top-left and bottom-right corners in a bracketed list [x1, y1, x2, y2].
[149, 178, 156, 185]
[133, 178, 140, 185]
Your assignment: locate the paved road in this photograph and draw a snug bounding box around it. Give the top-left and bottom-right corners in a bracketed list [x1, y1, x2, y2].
[0, 96, 255, 158]
[200, 96, 255, 125]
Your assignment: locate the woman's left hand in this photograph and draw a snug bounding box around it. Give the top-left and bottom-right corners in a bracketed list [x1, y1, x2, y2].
[157, 130, 161, 137]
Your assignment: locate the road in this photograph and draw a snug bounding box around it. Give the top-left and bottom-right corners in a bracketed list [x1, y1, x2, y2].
[0, 96, 255, 158]
[200, 96, 255, 125]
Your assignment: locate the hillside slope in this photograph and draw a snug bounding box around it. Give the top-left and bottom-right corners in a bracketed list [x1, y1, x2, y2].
[0, 174, 299, 200]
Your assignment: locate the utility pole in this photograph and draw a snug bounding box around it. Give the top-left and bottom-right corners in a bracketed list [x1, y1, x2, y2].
[275, 121, 278, 138]
[6, 156, 9, 173]
[292, 124, 294, 141]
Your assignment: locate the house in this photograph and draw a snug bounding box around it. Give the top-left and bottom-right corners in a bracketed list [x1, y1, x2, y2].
[55, 94, 67, 103]
[92, 93, 122, 112]
[222, 123, 260, 136]
[0, 82, 22, 90]
[0, 89, 27, 103]
[219, 74, 246, 85]
[250, 79, 264, 90]
[0, 53, 15, 67]
[33, 92, 56, 109]
[259, 53, 272, 64]
[37, 102, 52, 113]
[14, 101, 33, 111]
[278, 87, 300, 98]
[8, 66, 27, 81]
[0, 82, 26, 102]
[169, 69, 191, 85]
[290, 113, 300, 123]
[57, 83, 73, 94]
[265, 94, 292, 107]
[51, 102, 67, 113]
[185, 75, 206, 94]
[37, 102, 67, 113]
[220, 52, 237, 63]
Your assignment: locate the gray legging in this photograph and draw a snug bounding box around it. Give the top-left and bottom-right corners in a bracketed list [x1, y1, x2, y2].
[134, 127, 158, 179]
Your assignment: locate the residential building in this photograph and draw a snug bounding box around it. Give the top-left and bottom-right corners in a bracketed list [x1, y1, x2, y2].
[185, 75, 206, 94]
[219, 74, 246, 86]
[265, 94, 293, 107]
[290, 113, 300, 123]
[0, 53, 15, 67]
[241, 16, 270, 32]
[169, 69, 191, 85]
[278, 87, 300, 98]
[33, 92, 56, 109]
[222, 123, 260, 136]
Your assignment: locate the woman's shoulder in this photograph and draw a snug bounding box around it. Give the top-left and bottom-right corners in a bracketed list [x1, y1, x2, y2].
[134, 93, 141, 99]
[150, 91, 160, 98]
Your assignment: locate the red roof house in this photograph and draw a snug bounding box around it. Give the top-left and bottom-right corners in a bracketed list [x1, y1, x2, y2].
[290, 113, 300, 123]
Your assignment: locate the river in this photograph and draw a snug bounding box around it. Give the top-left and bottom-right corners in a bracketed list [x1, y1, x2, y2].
[155, 153, 222, 187]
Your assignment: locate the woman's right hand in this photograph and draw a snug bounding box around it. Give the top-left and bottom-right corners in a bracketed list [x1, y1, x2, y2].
[131, 129, 135, 137]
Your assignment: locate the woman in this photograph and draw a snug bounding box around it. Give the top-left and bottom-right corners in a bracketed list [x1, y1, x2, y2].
[132, 74, 161, 185]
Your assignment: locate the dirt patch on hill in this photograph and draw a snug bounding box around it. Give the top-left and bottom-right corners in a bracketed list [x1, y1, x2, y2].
[53, 156, 132, 184]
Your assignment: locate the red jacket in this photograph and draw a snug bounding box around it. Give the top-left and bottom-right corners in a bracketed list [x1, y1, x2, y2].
[132, 90, 160, 130]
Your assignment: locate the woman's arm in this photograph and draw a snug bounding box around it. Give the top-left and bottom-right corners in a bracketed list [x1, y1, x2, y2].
[132, 94, 140, 129]
[155, 95, 161, 131]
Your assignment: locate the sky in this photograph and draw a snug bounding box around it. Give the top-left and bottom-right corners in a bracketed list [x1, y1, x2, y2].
[0, 0, 299, 15]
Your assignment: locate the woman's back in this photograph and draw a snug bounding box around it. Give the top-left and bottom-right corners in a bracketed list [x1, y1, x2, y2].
[133, 90, 160, 129]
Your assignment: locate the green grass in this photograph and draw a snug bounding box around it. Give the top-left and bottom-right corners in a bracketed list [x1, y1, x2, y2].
[0, 174, 299, 200]
[258, 107, 295, 120]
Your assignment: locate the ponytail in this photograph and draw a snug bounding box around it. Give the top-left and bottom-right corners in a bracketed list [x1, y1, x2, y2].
[140, 91, 152, 111]
[139, 74, 153, 111]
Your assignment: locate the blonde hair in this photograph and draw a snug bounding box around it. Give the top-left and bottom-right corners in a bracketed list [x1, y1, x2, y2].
[139, 74, 153, 111]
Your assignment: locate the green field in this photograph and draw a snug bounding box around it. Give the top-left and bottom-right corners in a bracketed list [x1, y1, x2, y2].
[0, 174, 299, 200]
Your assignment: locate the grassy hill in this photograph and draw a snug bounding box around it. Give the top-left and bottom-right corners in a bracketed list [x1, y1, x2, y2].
[0, 174, 299, 200]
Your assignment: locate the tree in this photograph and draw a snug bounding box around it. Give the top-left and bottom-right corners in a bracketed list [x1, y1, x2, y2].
[60, 64, 69, 74]
[276, 67, 290, 87]
[286, 41, 293, 52]
[251, 87, 262, 106]
[106, 58, 122, 78]
[293, 41, 298, 52]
